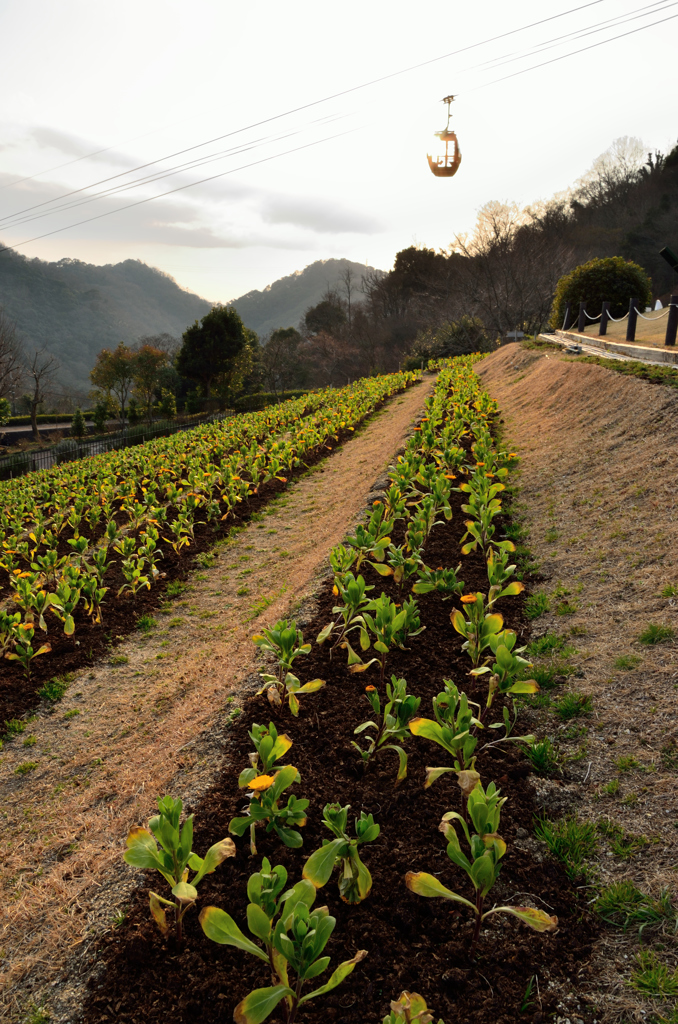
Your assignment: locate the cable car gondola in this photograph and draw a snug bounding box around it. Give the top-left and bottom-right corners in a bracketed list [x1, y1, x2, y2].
[427, 94, 462, 178]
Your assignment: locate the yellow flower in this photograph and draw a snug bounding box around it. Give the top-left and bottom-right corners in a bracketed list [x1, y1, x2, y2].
[460, 594, 478, 604]
[248, 775, 276, 792]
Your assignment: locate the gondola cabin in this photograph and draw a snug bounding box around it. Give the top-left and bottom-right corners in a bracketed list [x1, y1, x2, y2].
[428, 94, 462, 178]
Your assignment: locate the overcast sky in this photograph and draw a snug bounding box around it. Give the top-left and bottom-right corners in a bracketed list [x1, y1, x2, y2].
[0, 0, 675, 303]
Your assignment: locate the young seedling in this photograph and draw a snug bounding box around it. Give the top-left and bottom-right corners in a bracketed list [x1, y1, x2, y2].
[383, 991, 444, 1024]
[358, 593, 410, 687]
[412, 563, 464, 599]
[253, 619, 325, 715]
[200, 863, 367, 1024]
[471, 629, 538, 716]
[345, 503, 394, 570]
[123, 795, 234, 941]
[230, 762, 308, 855]
[303, 802, 380, 904]
[4, 622, 51, 678]
[409, 679, 482, 791]
[451, 592, 504, 670]
[406, 781, 557, 955]
[352, 676, 420, 782]
[316, 573, 373, 660]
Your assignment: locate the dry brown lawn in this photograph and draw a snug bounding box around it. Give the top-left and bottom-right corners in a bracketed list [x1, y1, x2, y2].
[478, 344, 678, 1023]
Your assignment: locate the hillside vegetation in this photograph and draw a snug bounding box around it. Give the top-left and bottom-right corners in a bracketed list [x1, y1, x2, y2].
[0, 250, 211, 388]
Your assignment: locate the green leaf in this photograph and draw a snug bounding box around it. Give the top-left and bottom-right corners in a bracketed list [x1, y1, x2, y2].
[405, 872, 476, 910]
[229, 816, 252, 837]
[298, 950, 367, 1004]
[296, 678, 326, 694]
[303, 839, 345, 888]
[288, 691, 300, 716]
[273, 825, 304, 848]
[233, 985, 295, 1024]
[247, 902, 272, 941]
[374, 641, 389, 654]
[304, 956, 330, 980]
[485, 905, 558, 931]
[123, 826, 166, 872]
[192, 837, 236, 884]
[316, 622, 333, 644]
[172, 881, 198, 902]
[270, 764, 298, 800]
[508, 680, 539, 694]
[500, 581, 524, 598]
[199, 907, 269, 962]
[369, 562, 394, 577]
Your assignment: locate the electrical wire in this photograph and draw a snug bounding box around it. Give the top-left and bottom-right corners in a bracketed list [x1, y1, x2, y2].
[1, 0, 612, 227]
[0, 126, 360, 255]
[0, 0, 672, 253]
[470, 7, 678, 91]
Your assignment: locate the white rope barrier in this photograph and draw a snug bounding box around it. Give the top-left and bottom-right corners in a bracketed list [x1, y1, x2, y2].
[633, 304, 674, 321]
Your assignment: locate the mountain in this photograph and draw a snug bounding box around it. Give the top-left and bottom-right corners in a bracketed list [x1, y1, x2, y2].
[0, 247, 211, 390]
[229, 258, 384, 338]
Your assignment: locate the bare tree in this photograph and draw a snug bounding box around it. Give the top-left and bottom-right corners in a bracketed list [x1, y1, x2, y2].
[0, 307, 26, 402]
[24, 348, 61, 441]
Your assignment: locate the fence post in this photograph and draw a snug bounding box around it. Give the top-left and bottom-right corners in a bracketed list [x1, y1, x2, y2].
[563, 302, 572, 331]
[577, 302, 586, 333]
[666, 295, 678, 347]
[626, 298, 638, 342]
[599, 301, 610, 336]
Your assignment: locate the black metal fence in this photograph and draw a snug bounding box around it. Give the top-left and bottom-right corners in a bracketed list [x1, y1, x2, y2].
[0, 411, 232, 481]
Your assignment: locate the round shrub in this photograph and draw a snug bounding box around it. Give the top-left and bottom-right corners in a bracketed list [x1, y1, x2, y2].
[405, 316, 495, 368]
[550, 256, 652, 330]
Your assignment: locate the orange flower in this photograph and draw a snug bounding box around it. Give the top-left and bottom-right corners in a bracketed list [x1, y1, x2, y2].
[248, 775, 276, 792]
[460, 594, 478, 604]
[365, 685, 376, 692]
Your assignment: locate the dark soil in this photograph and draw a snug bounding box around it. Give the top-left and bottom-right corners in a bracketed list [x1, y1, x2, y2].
[81, 469, 597, 1024]
[0, 411, 392, 728]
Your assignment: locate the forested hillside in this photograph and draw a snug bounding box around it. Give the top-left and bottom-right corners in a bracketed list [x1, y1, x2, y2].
[0, 249, 211, 388]
[229, 258, 383, 338]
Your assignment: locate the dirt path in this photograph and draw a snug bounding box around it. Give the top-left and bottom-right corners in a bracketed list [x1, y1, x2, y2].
[477, 345, 678, 1023]
[0, 378, 433, 1021]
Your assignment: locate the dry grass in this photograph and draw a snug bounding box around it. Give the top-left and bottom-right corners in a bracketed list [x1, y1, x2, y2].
[478, 345, 678, 1023]
[576, 307, 673, 348]
[0, 379, 432, 1021]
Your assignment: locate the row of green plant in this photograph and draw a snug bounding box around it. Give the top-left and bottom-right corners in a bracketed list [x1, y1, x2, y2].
[121, 357, 563, 1022]
[0, 372, 419, 676]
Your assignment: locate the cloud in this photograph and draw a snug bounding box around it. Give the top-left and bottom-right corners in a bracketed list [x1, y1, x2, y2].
[260, 194, 382, 234]
[29, 126, 135, 168]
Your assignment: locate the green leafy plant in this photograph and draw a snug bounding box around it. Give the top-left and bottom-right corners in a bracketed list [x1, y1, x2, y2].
[123, 795, 235, 940]
[358, 593, 412, 687]
[230, 762, 308, 855]
[345, 503, 394, 570]
[253, 620, 325, 715]
[352, 676, 420, 782]
[200, 861, 367, 1024]
[316, 572, 373, 660]
[409, 679, 481, 790]
[638, 623, 675, 645]
[629, 950, 678, 997]
[5, 623, 51, 678]
[553, 692, 593, 720]
[550, 255, 652, 330]
[534, 814, 597, 879]
[383, 991, 444, 1024]
[524, 737, 559, 775]
[614, 654, 641, 671]
[303, 803, 380, 904]
[407, 781, 557, 955]
[471, 628, 538, 714]
[412, 563, 464, 599]
[594, 880, 676, 934]
[450, 592, 504, 670]
[525, 593, 550, 620]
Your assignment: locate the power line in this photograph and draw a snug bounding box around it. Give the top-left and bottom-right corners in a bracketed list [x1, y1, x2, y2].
[470, 7, 678, 90]
[1, 0, 611, 227]
[0, 0, 654, 236]
[0, 127, 360, 256]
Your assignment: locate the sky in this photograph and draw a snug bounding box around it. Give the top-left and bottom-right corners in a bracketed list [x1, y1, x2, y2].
[0, 0, 675, 304]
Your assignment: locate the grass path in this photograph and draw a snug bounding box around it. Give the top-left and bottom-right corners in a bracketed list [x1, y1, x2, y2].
[0, 378, 433, 1021]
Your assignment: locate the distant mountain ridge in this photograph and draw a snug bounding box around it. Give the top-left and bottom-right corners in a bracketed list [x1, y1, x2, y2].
[0, 246, 211, 390]
[229, 258, 384, 338]
[0, 247, 384, 391]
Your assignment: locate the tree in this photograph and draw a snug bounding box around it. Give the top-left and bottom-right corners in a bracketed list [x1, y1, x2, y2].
[211, 328, 260, 409]
[132, 344, 168, 422]
[0, 307, 25, 401]
[550, 256, 652, 330]
[90, 343, 136, 426]
[24, 348, 60, 441]
[70, 408, 86, 440]
[302, 294, 347, 337]
[176, 305, 247, 398]
[261, 328, 309, 397]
